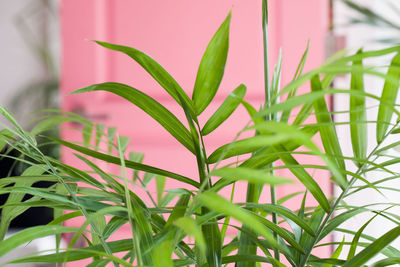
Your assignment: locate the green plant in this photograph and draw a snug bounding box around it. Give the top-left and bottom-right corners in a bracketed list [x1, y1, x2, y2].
[1, 1, 400, 266]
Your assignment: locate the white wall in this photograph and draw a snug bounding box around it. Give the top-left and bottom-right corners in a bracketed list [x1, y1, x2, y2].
[334, 0, 400, 260]
[0, 0, 59, 126]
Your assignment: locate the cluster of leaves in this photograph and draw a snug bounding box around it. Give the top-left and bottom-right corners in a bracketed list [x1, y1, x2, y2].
[1, 5, 400, 267]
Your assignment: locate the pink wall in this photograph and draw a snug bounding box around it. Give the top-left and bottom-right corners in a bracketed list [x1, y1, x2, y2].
[60, 0, 331, 263]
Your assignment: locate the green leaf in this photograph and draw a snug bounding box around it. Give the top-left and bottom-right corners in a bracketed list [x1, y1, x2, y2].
[8, 239, 134, 263]
[174, 217, 207, 257]
[350, 49, 367, 162]
[347, 211, 383, 260]
[107, 126, 117, 153]
[344, 226, 400, 267]
[240, 126, 319, 169]
[0, 225, 79, 258]
[202, 84, 246, 135]
[102, 217, 127, 240]
[71, 82, 195, 153]
[197, 192, 282, 251]
[245, 203, 315, 237]
[210, 167, 292, 185]
[94, 41, 195, 116]
[83, 124, 93, 147]
[319, 208, 369, 242]
[222, 255, 286, 266]
[153, 240, 174, 267]
[250, 121, 346, 189]
[208, 135, 292, 164]
[95, 123, 105, 150]
[49, 137, 199, 188]
[155, 175, 166, 204]
[165, 194, 190, 228]
[192, 11, 231, 115]
[276, 147, 330, 213]
[371, 257, 400, 267]
[377, 53, 400, 143]
[31, 116, 91, 136]
[0, 165, 49, 240]
[322, 236, 345, 267]
[310, 75, 346, 187]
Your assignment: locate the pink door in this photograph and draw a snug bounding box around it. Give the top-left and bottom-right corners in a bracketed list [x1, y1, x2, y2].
[60, 0, 331, 262]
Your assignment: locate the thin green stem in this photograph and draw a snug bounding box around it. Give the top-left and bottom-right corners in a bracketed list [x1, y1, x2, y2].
[298, 120, 400, 267]
[262, 0, 280, 263]
[117, 137, 142, 265]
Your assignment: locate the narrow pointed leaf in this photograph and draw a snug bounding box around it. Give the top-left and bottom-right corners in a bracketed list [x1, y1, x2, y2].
[350, 49, 367, 162]
[94, 41, 195, 116]
[153, 240, 174, 267]
[245, 203, 315, 237]
[321, 237, 345, 267]
[48, 137, 200, 188]
[0, 165, 48, 240]
[71, 82, 195, 153]
[198, 192, 282, 251]
[192, 12, 231, 115]
[208, 135, 292, 164]
[276, 148, 330, 213]
[348, 212, 382, 260]
[8, 239, 134, 263]
[310, 75, 346, 171]
[344, 226, 400, 267]
[377, 53, 400, 143]
[174, 217, 206, 256]
[372, 258, 400, 267]
[202, 84, 246, 135]
[165, 194, 190, 228]
[0, 225, 79, 257]
[210, 167, 292, 185]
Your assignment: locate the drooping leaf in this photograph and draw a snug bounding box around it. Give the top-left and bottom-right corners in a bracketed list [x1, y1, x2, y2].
[0, 225, 79, 258]
[71, 82, 195, 153]
[49, 137, 199, 188]
[8, 239, 134, 263]
[94, 41, 195, 116]
[192, 12, 231, 115]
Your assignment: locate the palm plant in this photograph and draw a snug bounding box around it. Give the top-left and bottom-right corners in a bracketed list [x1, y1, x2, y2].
[1, 1, 400, 266]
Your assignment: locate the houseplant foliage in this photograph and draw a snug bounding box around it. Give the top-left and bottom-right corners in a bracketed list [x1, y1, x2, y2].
[1, 1, 400, 266]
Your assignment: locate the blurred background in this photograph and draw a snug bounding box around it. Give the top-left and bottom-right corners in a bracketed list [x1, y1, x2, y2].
[1, 0, 400, 265]
[0, 1, 60, 265]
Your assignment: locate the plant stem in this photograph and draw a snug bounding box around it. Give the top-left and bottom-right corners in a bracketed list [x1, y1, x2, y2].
[262, 0, 280, 262]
